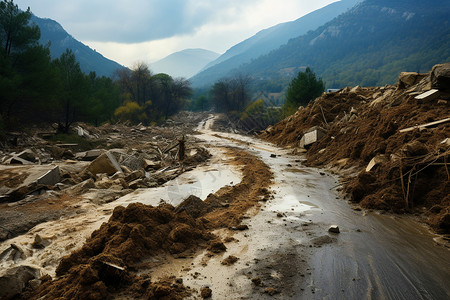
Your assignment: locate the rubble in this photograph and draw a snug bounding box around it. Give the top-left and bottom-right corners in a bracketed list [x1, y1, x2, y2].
[261, 63, 450, 233]
[0, 112, 213, 242]
[0, 265, 41, 300]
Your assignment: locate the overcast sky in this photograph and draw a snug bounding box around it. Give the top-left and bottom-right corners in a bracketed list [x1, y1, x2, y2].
[14, 0, 337, 67]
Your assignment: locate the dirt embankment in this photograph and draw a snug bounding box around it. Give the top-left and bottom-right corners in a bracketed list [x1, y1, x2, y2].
[261, 63, 450, 234]
[22, 148, 273, 299]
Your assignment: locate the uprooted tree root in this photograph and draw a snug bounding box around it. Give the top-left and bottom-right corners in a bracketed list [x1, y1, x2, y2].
[23, 148, 273, 299]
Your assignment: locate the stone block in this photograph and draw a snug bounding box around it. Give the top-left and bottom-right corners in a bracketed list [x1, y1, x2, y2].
[36, 166, 60, 186]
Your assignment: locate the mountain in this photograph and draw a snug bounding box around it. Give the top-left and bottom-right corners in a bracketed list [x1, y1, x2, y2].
[226, 0, 450, 88]
[191, 0, 362, 87]
[150, 49, 220, 78]
[31, 15, 125, 77]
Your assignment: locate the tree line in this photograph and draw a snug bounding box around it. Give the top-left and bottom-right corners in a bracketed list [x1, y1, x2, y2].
[0, 0, 191, 137]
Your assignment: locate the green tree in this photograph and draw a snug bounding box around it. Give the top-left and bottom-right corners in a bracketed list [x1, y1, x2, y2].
[284, 68, 324, 111]
[53, 49, 86, 133]
[211, 75, 251, 113]
[0, 0, 40, 58]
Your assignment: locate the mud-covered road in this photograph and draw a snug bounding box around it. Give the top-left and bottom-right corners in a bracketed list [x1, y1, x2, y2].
[184, 115, 450, 299]
[1, 115, 449, 299]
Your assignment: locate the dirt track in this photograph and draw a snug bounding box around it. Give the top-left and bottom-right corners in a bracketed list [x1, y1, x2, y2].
[2, 114, 450, 299]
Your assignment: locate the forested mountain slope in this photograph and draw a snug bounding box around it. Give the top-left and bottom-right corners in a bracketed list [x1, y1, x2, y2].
[190, 0, 361, 87]
[231, 0, 450, 88]
[31, 15, 125, 77]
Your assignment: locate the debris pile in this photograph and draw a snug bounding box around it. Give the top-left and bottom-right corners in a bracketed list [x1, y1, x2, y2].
[19, 149, 272, 299]
[261, 63, 450, 233]
[0, 112, 212, 242]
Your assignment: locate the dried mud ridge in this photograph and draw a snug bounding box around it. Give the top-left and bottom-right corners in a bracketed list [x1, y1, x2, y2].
[262, 63, 450, 236]
[22, 148, 273, 299]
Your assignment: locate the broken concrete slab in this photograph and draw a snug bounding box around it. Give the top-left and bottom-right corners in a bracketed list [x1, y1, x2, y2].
[86, 152, 122, 176]
[75, 149, 105, 161]
[36, 166, 60, 186]
[300, 126, 327, 148]
[414, 89, 440, 102]
[6, 157, 34, 165]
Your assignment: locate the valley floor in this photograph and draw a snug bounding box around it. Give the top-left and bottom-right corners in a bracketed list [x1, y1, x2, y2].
[1, 114, 449, 299]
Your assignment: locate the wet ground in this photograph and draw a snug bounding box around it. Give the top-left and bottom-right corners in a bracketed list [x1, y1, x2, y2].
[1, 115, 449, 299]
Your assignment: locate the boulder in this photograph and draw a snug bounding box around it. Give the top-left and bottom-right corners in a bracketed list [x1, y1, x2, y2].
[431, 62, 450, 90]
[143, 159, 161, 170]
[398, 72, 427, 89]
[86, 152, 122, 176]
[328, 225, 340, 233]
[66, 178, 95, 195]
[124, 169, 145, 183]
[0, 266, 41, 300]
[75, 149, 105, 161]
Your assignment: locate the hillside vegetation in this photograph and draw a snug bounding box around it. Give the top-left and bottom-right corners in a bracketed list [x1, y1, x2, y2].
[223, 0, 450, 88]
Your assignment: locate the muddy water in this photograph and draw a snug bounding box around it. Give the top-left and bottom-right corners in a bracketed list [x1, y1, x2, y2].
[195, 123, 450, 299]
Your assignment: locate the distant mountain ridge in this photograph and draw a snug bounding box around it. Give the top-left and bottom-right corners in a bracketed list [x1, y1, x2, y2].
[150, 48, 220, 78]
[191, 0, 362, 87]
[31, 15, 125, 77]
[221, 0, 450, 88]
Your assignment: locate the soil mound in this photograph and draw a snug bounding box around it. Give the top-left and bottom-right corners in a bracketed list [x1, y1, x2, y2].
[26, 202, 213, 299]
[261, 65, 450, 233]
[24, 148, 273, 299]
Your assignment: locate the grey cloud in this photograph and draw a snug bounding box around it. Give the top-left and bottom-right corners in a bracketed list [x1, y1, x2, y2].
[15, 0, 256, 43]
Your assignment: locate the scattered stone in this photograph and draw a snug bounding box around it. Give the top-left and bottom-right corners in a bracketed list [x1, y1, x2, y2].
[66, 178, 95, 195]
[32, 234, 52, 249]
[124, 169, 145, 183]
[0, 265, 41, 300]
[221, 255, 239, 265]
[270, 154, 277, 158]
[200, 286, 212, 298]
[231, 224, 249, 231]
[264, 287, 279, 296]
[86, 152, 122, 176]
[328, 225, 340, 233]
[398, 72, 427, 89]
[251, 277, 262, 287]
[207, 241, 227, 253]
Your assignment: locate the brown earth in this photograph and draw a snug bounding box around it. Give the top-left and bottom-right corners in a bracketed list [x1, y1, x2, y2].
[261, 67, 450, 234]
[22, 148, 273, 299]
